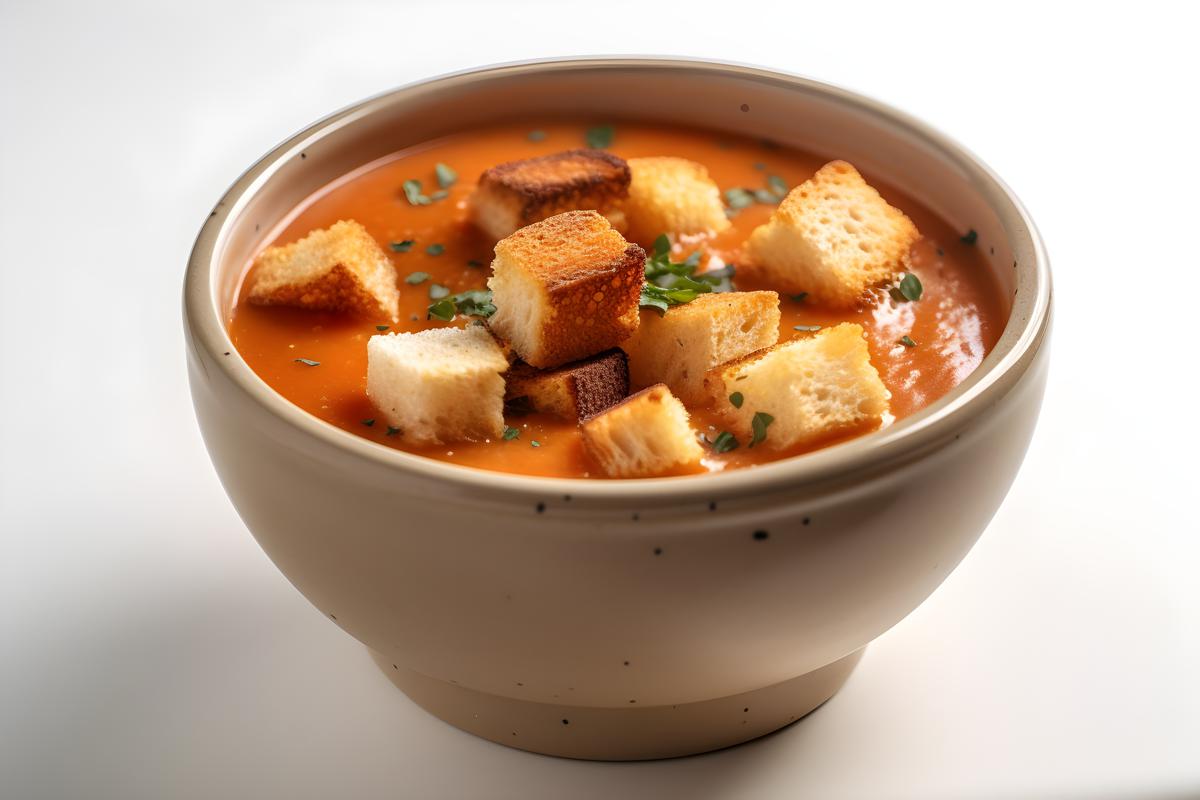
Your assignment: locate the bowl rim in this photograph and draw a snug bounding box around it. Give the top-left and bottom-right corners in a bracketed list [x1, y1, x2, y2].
[184, 56, 1052, 502]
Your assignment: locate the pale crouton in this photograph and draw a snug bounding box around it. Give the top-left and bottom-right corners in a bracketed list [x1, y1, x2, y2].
[505, 349, 629, 422]
[366, 325, 508, 444]
[580, 384, 704, 478]
[469, 149, 631, 240]
[624, 157, 731, 245]
[621, 291, 781, 403]
[704, 323, 889, 449]
[486, 211, 645, 369]
[744, 161, 919, 308]
[247, 220, 400, 320]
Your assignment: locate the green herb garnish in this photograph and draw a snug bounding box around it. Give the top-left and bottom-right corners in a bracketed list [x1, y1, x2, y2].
[428, 283, 450, 299]
[530, 440, 541, 448]
[434, 162, 457, 189]
[752, 162, 766, 171]
[405, 271, 430, 285]
[427, 298, 456, 321]
[427, 289, 496, 322]
[294, 358, 320, 366]
[402, 179, 431, 206]
[897, 273, 923, 302]
[503, 426, 520, 441]
[961, 229, 978, 245]
[752, 188, 777, 204]
[793, 324, 821, 332]
[390, 240, 415, 252]
[898, 335, 917, 348]
[362, 418, 375, 427]
[639, 234, 735, 313]
[767, 175, 789, 197]
[749, 412, 774, 448]
[729, 392, 744, 409]
[585, 124, 615, 148]
[710, 431, 739, 453]
[466, 259, 484, 269]
[430, 190, 449, 201]
[527, 130, 547, 142]
[425, 243, 445, 256]
[789, 292, 808, 303]
[375, 325, 390, 331]
[386, 426, 401, 437]
[724, 188, 756, 210]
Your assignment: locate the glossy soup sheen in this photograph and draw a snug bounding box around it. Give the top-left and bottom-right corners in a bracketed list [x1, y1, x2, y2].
[229, 121, 1007, 478]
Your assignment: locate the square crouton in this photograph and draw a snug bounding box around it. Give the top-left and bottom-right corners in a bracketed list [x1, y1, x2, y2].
[366, 325, 508, 445]
[704, 323, 889, 449]
[469, 149, 631, 240]
[580, 384, 704, 478]
[621, 291, 780, 404]
[486, 210, 645, 369]
[744, 161, 919, 308]
[624, 157, 731, 245]
[505, 349, 629, 422]
[247, 219, 400, 320]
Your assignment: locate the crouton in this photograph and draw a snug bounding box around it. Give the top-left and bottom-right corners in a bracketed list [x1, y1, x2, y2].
[624, 157, 731, 245]
[486, 211, 645, 369]
[505, 349, 629, 422]
[469, 149, 631, 239]
[247, 219, 400, 320]
[580, 384, 704, 478]
[621, 291, 781, 403]
[744, 161, 919, 308]
[704, 323, 889, 449]
[366, 325, 508, 444]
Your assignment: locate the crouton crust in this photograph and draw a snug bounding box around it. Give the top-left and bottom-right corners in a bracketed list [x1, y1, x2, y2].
[580, 384, 704, 478]
[624, 156, 731, 245]
[488, 211, 646, 369]
[470, 149, 631, 239]
[506, 349, 629, 421]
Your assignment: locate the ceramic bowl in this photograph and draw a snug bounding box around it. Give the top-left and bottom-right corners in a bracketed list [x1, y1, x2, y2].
[184, 58, 1051, 760]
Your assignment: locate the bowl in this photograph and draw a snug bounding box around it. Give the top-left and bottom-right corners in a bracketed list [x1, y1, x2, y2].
[184, 57, 1051, 760]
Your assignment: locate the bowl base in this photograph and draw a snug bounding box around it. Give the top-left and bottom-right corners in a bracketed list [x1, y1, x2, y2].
[370, 648, 864, 760]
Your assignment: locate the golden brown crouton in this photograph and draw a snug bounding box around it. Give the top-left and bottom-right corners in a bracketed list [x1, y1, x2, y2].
[704, 322, 889, 449]
[624, 157, 731, 245]
[469, 149, 631, 239]
[744, 161, 919, 308]
[247, 220, 400, 320]
[621, 291, 780, 403]
[486, 211, 645, 369]
[505, 349, 629, 422]
[580, 384, 705, 478]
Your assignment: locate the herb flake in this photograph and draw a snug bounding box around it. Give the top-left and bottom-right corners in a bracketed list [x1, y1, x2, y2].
[898, 335, 918, 348]
[425, 243, 445, 256]
[434, 162, 457, 189]
[961, 229, 978, 245]
[503, 426, 520, 441]
[375, 325, 390, 331]
[749, 412, 774, 448]
[585, 124, 615, 149]
[428, 283, 450, 299]
[390, 240, 415, 252]
[427, 288, 496, 322]
[386, 425, 401, 437]
[710, 431, 739, 454]
[402, 179, 431, 206]
[897, 273, 923, 302]
[405, 271, 430, 285]
[527, 130, 547, 142]
[530, 440, 541, 448]
[294, 358, 320, 367]
[361, 418, 375, 427]
[729, 391, 744, 409]
[639, 234, 735, 312]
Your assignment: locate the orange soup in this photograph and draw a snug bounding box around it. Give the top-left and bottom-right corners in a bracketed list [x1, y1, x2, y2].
[229, 121, 1006, 478]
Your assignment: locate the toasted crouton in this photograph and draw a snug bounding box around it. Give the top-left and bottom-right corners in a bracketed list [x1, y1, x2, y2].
[366, 325, 508, 444]
[704, 323, 889, 449]
[621, 291, 781, 403]
[247, 220, 400, 320]
[580, 384, 704, 478]
[486, 211, 645, 369]
[469, 149, 631, 239]
[505, 349, 629, 421]
[624, 157, 731, 245]
[744, 161, 919, 308]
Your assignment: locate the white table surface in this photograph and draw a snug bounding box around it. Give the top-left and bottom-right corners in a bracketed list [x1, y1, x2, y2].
[2, 2, 1198, 797]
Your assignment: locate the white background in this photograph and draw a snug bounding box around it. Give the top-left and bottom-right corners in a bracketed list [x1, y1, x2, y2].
[2, 1, 1198, 798]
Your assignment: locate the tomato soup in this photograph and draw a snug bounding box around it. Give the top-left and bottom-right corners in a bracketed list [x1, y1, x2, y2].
[229, 121, 1006, 478]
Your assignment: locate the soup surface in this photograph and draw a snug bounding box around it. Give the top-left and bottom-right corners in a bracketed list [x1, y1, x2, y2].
[229, 121, 1006, 477]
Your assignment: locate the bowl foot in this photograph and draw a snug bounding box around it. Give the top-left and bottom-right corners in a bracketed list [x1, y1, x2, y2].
[370, 648, 864, 760]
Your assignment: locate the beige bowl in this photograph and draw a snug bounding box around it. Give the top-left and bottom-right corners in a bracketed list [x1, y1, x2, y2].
[184, 58, 1051, 760]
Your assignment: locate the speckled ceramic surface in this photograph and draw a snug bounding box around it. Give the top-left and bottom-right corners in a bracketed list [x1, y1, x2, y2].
[184, 58, 1051, 760]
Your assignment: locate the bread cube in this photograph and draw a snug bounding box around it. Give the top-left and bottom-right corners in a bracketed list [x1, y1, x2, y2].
[624, 157, 731, 245]
[744, 161, 919, 308]
[581, 384, 704, 478]
[366, 325, 508, 444]
[505, 349, 629, 422]
[704, 323, 889, 449]
[621, 291, 780, 403]
[247, 219, 400, 320]
[469, 149, 631, 240]
[486, 211, 645, 369]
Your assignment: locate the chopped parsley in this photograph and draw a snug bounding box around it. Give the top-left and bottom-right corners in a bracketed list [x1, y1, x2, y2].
[466, 259, 485, 269]
[749, 412, 774, 448]
[390, 240, 415, 252]
[729, 391, 744, 409]
[402, 179, 431, 206]
[502, 426, 520, 441]
[725, 178, 788, 214]
[897, 273, 923, 302]
[375, 324, 390, 331]
[293, 358, 320, 366]
[361, 418, 375, 427]
[639, 234, 735, 313]
[386, 425, 401, 437]
[530, 440, 541, 448]
[960, 229, 978, 245]
[793, 324, 821, 332]
[724, 187, 756, 210]
[710, 431, 739, 453]
[427, 288, 496, 322]
[767, 174, 789, 197]
[752, 162, 766, 170]
[405, 271, 430, 285]
[898, 335, 918, 348]
[428, 283, 450, 299]
[527, 130, 547, 142]
[434, 162, 457, 189]
[789, 292, 809, 303]
[585, 124, 615, 148]
[425, 243, 445, 256]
